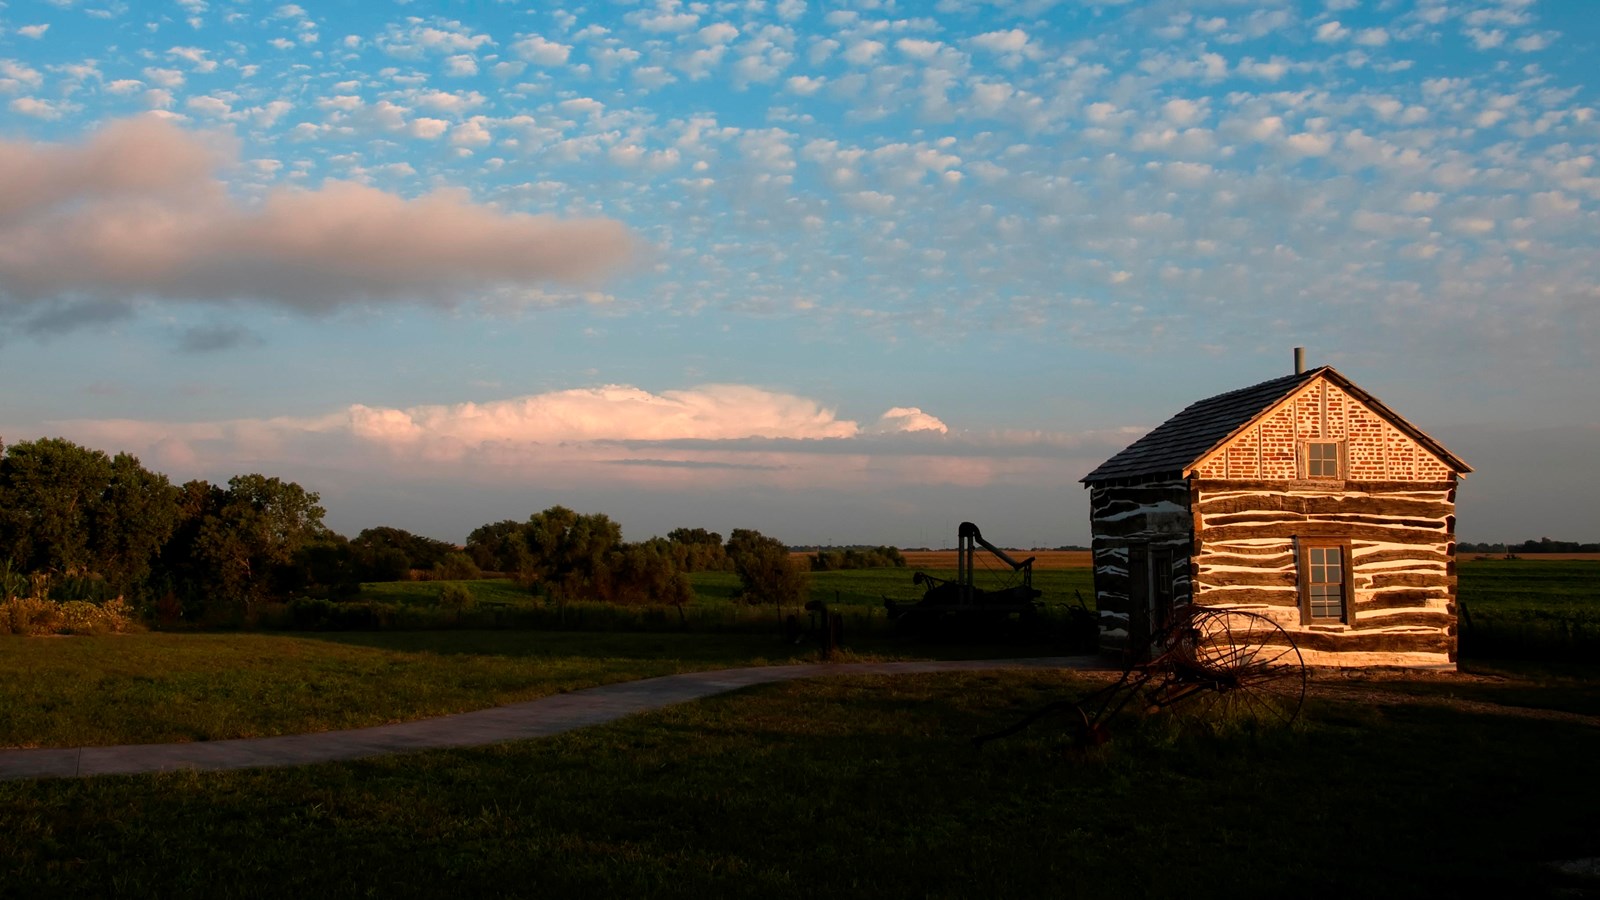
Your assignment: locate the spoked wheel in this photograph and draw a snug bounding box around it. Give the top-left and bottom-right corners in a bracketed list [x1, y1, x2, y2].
[1155, 608, 1308, 729]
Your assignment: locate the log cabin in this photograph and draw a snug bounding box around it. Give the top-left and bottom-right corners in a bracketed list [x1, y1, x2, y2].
[1081, 358, 1471, 668]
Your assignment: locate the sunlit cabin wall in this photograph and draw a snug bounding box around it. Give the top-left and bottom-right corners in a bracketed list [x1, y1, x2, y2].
[1187, 379, 1459, 668]
[1088, 480, 1192, 653]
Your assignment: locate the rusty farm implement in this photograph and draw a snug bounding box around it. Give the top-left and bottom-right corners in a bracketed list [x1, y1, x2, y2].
[979, 605, 1309, 745]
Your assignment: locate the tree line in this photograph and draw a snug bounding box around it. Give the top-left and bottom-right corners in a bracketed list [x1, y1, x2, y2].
[0, 437, 811, 623]
[1459, 538, 1600, 554]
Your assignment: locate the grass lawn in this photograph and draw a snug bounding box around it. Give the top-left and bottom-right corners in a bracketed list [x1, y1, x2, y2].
[0, 630, 1073, 749]
[0, 631, 830, 749]
[3, 668, 1597, 897]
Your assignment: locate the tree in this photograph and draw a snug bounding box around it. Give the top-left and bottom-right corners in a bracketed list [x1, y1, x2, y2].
[725, 528, 809, 608]
[465, 519, 528, 573]
[0, 438, 178, 597]
[666, 527, 729, 572]
[91, 452, 182, 595]
[596, 541, 694, 607]
[522, 506, 622, 598]
[351, 526, 457, 576]
[191, 474, 329, 610]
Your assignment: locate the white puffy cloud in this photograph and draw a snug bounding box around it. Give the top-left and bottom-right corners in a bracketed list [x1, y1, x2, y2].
[9, 97, 64, 119]
[513, 35, 571, 66]
[873, 407, 948, 434]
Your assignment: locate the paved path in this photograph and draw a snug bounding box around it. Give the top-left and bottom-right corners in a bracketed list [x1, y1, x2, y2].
[0, 657, 1099, 782]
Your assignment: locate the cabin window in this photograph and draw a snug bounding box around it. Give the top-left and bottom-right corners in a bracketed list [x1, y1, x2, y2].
[1298, 540, 1351, 624]
[1304, 441, 1342, 478]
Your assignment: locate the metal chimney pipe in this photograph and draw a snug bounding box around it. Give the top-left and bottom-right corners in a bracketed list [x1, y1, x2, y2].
[1293, 347, 1305, 375]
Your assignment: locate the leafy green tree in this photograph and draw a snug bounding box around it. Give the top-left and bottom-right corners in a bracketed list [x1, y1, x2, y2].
[725, 528, 809, 607]
[0, 438, 178, 598]
[91, 452, 182, 595]
[464, 519, 528, 572]
[522, 506, 622, 598]
[191, 474, 329, 610]
[351, 526, 457, 574]
[666, 527, 730, 572]
[597, 541, 695, 607]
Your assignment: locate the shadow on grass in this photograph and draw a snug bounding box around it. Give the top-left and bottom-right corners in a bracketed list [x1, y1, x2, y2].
[3, 670, 1596, 898]
[287, 628, 1089, 666]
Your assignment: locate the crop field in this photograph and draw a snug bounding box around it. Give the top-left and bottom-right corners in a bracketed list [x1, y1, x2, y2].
[891, 548, 1092, 569]
[1456, 558, 1600, 659]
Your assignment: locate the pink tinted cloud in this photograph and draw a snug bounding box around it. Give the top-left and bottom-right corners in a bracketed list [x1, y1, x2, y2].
[0, 116, 635, 314]
[30, 385, 1108, 499]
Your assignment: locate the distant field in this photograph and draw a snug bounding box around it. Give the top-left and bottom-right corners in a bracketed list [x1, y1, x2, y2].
[1464, 553, 1600, 561]
[894, 549, 1092, 569]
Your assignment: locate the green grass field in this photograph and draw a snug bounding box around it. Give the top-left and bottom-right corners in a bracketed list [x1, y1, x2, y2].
[3, 669, 1596, 897]
[2, 560, 1596, 895]
[1456, 559, 1600, 659]
[0, 632, 822, 748]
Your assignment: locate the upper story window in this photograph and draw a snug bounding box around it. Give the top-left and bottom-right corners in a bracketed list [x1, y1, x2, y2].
[1305, 441, 1342, 478]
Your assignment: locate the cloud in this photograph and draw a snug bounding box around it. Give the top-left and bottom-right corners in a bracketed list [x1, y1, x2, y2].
[874, 407, 948, 434]
[30, 386, 1103, 500]
[175, 322, 262, 353]
[513, 35, 571, 66]
[346, 384, 862, 446]
[0, 117, 636, 324]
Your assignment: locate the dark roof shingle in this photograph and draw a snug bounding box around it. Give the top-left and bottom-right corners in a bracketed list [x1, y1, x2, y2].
[1082, 369, 1318, 484]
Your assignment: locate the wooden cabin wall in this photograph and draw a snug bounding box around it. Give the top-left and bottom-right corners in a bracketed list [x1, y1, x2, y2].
[1089, 481, 1192, 652]
[1189, 479, 1458, 667]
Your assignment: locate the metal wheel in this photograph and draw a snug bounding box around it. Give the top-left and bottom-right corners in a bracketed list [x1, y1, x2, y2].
[1155, 607, 1308, 728]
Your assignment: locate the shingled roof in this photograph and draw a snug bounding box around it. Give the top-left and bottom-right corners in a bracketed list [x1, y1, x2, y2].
[1080, 366, 1471, 484]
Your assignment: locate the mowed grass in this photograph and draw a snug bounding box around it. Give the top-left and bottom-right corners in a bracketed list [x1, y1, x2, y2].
[3, 669, 1597, 898]
[0, 631, 828, 749]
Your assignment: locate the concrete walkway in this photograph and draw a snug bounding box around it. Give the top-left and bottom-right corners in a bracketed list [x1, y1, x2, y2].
[0, 656, 1098, 782]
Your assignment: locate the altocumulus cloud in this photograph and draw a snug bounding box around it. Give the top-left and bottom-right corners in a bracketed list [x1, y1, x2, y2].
[0, 116, 635, 327]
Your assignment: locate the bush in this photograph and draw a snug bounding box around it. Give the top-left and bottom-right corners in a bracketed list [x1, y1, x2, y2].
[284, 597, 396, 631]
[0, 596, 140, 635]
[435, 553, 482, 581]
[438, 583, 476, 616]
[809, 546, 906, 571]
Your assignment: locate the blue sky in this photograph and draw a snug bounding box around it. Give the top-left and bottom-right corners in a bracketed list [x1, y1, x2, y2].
[0, 0, 1595, 548]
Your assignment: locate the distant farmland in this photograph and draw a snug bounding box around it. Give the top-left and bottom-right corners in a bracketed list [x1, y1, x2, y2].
[888, 549, 1091, 570]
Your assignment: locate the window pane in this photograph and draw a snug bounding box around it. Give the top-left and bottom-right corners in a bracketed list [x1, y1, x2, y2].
[1308, 442, 1339, 477]
[1306, 545, 1346, 620]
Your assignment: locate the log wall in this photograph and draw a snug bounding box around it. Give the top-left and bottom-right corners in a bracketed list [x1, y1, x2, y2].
[1189, 479, 1459, 667]
[1089, 481, 1192, 652]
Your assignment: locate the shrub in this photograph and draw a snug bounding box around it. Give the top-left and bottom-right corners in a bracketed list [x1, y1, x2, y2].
[810, 546, 907, 571]
[0, 596, 58, 635]
[435, 553, 482, 581]
[0, 596, 140, 635]
[438, 583, 476, 616]
[283, 597, 396, 630]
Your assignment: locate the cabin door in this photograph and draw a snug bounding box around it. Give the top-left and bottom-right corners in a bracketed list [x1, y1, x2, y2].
[1127, 545, 1177, 661]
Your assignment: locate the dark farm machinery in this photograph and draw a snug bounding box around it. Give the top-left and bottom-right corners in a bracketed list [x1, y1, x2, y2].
[885, 522, 1050, 632]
